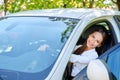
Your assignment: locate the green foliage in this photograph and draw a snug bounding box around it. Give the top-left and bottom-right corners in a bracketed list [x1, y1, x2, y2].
[0, 0, 116, 13]
[94, 0, 105, 8]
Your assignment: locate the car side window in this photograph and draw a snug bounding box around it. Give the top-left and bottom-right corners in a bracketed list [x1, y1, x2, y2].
[63, 21, 116, 80]
[77, 21, 114, 56]
[114, 16, 120, 30]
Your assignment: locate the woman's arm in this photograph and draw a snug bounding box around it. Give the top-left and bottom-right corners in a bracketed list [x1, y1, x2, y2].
[69, 54, 98, 64]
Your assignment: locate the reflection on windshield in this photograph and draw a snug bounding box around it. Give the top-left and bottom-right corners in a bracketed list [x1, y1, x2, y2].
[0, 17, 79, 74]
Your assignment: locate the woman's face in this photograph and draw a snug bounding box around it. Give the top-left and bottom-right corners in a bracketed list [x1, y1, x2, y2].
[86, 31, 103, 50]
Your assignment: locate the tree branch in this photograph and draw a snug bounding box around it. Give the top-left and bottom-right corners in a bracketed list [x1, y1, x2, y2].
[111, 0, 117, 4]
[89, 0, 94, 8]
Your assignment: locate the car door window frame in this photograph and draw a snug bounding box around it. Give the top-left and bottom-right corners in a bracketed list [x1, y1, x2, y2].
[70, 19, 118, 80]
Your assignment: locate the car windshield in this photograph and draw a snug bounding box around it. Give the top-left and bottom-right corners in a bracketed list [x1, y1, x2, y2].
[0, 16, 79, 79]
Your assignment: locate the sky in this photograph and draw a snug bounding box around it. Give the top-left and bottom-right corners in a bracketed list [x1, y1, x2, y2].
[104, 0, 112, 4]
[0, 0, 3, 5]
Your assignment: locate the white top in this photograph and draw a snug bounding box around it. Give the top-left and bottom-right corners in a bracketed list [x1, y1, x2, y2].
[70, 48, 98, 77]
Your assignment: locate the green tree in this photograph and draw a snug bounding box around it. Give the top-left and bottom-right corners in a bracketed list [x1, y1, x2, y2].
[4, 0, 7, 15]
[0, 0, 117, 14]
[111, 0, 120, 10]
[81, 0, 105, 8]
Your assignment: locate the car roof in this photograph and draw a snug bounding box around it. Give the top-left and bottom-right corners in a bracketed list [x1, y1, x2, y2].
[7, 8, 120, 19]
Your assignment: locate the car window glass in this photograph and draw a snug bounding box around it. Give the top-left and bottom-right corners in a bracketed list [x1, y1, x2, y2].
[116, 16, 120, 24]
[115, 16, 120, 30]
[0, 16, 79, 74]
[107, 44, 120, 80]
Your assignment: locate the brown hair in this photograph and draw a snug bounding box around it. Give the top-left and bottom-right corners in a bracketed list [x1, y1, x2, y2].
[74, 27, 107, 55]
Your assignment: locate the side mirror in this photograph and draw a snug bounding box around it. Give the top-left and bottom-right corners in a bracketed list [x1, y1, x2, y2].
[87, 59, 110, 80]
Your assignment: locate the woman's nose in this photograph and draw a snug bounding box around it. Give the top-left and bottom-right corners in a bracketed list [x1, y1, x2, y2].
[91, 39, 96, 43]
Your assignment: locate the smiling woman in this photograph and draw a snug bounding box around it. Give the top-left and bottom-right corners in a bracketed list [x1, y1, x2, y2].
[69, 27, 107, 79]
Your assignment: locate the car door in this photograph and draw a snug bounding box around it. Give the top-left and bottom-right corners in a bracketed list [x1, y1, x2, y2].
[73, 43, 120, 80]
[106, 43, 120, 80]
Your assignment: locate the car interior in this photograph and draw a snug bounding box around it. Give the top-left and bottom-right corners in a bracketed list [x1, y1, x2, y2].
[63, 21, 116, 80]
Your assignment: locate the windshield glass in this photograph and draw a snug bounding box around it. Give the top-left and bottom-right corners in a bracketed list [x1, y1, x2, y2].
[0, 16, 79, 78]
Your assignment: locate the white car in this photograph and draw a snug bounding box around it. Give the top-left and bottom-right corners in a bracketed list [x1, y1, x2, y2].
[0, 8, 119, 80]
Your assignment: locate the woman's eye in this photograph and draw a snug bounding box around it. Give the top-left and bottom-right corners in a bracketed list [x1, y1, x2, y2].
[97, 40, 99, 43]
